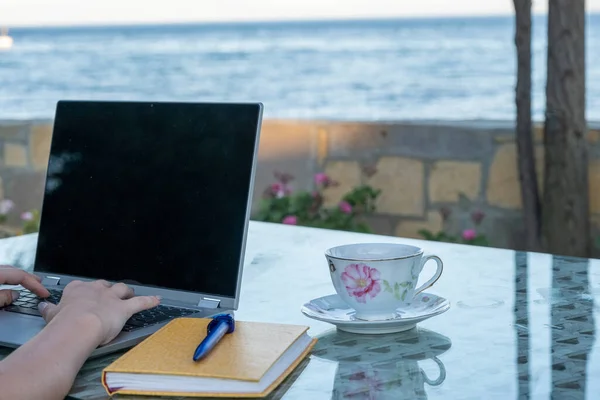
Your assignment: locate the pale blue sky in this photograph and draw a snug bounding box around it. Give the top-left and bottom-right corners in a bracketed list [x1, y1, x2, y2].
[3, 0, 600, 27]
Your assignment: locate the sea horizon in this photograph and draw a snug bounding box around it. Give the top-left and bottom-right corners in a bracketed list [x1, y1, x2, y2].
[5, 12, 599, 31]
[1, 14, 599, 122]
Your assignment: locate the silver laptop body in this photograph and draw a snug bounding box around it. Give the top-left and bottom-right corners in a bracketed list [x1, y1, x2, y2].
[0, 100, 263, 358]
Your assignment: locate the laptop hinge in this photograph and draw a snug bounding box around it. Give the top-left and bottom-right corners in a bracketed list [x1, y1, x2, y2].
[41, 276, 60, 286]
[197, 297, 220, 309]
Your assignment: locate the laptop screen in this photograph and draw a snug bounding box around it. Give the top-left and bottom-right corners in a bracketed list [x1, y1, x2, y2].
[34, 101, 262, 299]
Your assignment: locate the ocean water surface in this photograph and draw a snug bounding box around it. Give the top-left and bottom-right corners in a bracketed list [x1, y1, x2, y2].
[1, 15, 599, 121]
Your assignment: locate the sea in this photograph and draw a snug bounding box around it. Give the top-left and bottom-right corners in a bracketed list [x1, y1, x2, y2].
[1, 15, 600, 122]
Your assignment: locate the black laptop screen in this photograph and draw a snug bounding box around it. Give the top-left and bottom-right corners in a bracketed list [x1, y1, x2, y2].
[34, 101, 261, 298]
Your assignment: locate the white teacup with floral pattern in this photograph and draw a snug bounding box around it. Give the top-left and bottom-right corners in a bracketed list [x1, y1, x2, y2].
[325, 243, 443, 321]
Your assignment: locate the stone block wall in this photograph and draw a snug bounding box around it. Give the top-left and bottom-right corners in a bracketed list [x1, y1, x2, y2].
[0, 121, 51, 226]
[316, 121, 600, 252]
[1, 119, 600, 253]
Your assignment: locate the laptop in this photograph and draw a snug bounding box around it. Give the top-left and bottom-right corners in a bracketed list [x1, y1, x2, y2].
[0, 100, 263, 357]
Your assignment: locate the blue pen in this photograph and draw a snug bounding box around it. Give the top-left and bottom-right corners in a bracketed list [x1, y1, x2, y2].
[193, 313, 235, 361]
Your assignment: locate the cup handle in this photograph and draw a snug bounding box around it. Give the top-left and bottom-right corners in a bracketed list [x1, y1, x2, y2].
[421, 356, 446, 386]
[414, 255, 443, 295]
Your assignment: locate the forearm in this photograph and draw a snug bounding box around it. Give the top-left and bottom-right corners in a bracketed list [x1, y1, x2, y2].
[0, 313, 102, 400]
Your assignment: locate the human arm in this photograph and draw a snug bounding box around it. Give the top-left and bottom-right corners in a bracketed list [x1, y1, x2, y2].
[0, 308, 102, 400]
[0, 271, 160, 400]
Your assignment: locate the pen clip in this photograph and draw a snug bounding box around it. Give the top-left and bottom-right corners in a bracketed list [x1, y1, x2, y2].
[207, 313, 235, 335]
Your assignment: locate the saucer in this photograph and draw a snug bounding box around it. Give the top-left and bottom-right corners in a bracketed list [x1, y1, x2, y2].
[301, 292, 450, 334]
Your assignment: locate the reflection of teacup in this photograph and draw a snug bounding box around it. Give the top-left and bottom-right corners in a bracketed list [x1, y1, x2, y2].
[325, 243, 443, 321]
[313, 328, 451, 400]
[335, 360, 445, 400]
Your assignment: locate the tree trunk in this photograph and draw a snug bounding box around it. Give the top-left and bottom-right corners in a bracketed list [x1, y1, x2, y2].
[542, 0, 590, 257]
[513, 0, 541, 251]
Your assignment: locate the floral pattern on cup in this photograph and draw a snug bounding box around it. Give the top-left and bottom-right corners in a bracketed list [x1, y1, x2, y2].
[344, 370, 386, 398]
[411, 261, 420, 283]
[382, 280, 412, 301]
[341, 263, 382, 303]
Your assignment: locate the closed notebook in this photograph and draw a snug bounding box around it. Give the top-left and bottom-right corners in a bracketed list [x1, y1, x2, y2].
[101, 317, 317, 398]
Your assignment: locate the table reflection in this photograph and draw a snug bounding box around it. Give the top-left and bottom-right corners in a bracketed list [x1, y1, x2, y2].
[514, 251, 596, 399]
[312, 328, 451, 399]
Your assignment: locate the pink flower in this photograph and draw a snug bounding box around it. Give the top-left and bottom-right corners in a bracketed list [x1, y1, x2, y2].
[20, 212, 33, 221]
[270, 183, 291, 198]
[0, 199, 14, 215]
[282, 215, 297, 225]
[462, 229, 477, 241]
[314, 172, 330, 185]
[270, 183, 284, 198]
[341, 263, 381, 303]
[339, 201, 352, 214]
[345, 369, 385, 398]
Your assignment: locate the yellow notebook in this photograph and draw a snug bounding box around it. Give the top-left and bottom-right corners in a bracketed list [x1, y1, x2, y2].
[101, 317, 317, 398]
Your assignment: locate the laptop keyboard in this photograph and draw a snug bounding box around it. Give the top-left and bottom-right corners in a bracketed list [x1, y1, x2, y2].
[2, 288, 197, 332]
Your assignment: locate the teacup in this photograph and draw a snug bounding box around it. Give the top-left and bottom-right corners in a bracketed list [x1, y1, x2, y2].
[325, 243, 443, 321]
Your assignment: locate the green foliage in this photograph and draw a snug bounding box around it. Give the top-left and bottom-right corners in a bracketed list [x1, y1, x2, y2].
[383, 280, 411, 300]
[465, 234, 489, 247]
[342, 185, 380, 214]
[418, 228, 489, 246]
[253, 172, 381, 233]
[417, 229, 458, 243]
[594, 236, 600, 251]
[21, 209, 40, 234]
[0, 198, 40, 237]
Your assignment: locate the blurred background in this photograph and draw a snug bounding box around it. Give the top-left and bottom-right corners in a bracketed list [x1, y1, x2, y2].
[0, 0, 597, 257]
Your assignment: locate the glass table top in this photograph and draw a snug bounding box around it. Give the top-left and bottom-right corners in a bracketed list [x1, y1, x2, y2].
[0, 221, 599, 399]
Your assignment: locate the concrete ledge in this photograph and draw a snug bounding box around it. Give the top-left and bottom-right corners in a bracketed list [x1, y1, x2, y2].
[1, 118, 600, 253]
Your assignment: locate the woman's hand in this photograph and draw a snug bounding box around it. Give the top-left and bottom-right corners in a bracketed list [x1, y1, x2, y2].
[0, 278, 160, 400]
[0, 265, 50, 307]
[39, 279, 160, 345]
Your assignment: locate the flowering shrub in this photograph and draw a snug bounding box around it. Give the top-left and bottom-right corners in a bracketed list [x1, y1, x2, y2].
[0, 199, 40, 237]
[253, 171, 381, 233]
[20, 209, 40, 234]
[418, 207, 489, 246]
[0, 199, 15, 224]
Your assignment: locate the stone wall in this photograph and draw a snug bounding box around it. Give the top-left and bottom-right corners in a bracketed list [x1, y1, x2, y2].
[1, 119, 600, 253]
[0, 121, 51, 227]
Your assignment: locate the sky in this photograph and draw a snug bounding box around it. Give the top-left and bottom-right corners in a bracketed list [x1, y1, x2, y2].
[2, 0, 600, 27]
